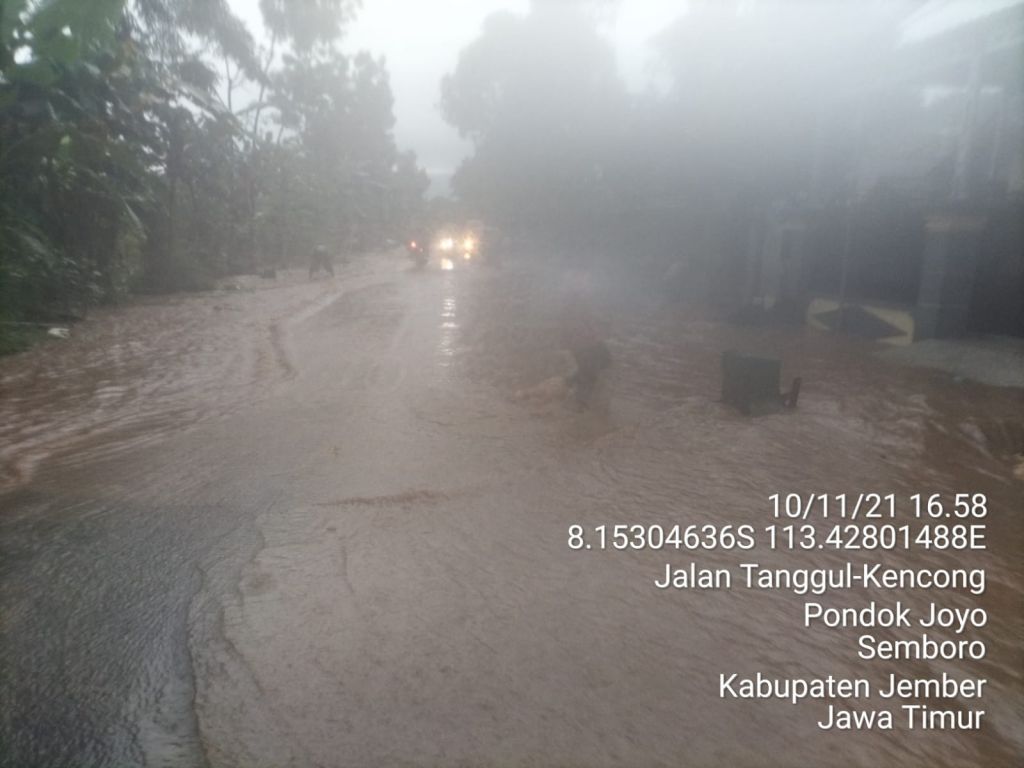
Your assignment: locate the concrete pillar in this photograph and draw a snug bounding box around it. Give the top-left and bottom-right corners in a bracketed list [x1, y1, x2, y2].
[914, 212, 987, 340]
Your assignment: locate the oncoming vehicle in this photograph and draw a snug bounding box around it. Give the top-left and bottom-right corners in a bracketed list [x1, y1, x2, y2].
[434, 223, 481, 270]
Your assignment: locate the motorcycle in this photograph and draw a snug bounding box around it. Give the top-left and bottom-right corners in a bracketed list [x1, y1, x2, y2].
[406, 237, 428, 267]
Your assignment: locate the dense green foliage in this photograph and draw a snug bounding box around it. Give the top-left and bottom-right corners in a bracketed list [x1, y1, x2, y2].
[0, 0, 427, 342]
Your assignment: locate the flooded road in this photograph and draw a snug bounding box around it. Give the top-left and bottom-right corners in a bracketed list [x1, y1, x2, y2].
[1, 252, 1022, 767]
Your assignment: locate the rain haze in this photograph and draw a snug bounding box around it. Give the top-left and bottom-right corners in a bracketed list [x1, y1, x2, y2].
[1, 1, 1023, 767]
[230, 0, 682, 192]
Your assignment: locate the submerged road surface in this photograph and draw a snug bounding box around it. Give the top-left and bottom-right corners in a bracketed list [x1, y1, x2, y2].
[1, 252, 1022, 767]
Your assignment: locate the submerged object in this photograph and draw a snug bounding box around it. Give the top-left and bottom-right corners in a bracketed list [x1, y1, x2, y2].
[720, 350, 800, 415]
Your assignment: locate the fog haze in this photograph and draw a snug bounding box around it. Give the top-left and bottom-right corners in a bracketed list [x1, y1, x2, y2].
[228, 0, 683, 191]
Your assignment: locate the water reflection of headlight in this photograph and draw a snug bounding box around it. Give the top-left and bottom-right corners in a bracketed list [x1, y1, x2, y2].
[440, 258, 454, 271]
[463, 251, 472, 261]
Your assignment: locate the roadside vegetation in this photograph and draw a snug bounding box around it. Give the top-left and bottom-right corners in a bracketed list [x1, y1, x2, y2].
[0, 0, 428, 351]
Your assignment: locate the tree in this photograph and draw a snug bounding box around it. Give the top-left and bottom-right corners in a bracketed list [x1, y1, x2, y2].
[440, 4, 625, 238]
[1, 0, 150, 318]
[261, 50, 421, 255]
[249, 0, 361, 143]
[0, 0, 428, 347]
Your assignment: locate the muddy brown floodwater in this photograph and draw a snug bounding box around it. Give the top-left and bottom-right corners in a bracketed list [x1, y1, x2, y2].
[1, 252, 1022, 767]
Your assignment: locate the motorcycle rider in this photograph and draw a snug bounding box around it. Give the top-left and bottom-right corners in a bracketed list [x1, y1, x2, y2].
[309, 244, 334, 278]
[558, 268, 611, 410]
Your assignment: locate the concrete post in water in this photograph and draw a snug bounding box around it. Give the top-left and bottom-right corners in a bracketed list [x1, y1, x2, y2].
[720, 351, 800, 416]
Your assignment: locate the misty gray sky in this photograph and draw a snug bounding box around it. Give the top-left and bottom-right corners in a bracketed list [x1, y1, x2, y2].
[227, 0, 683, 189]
